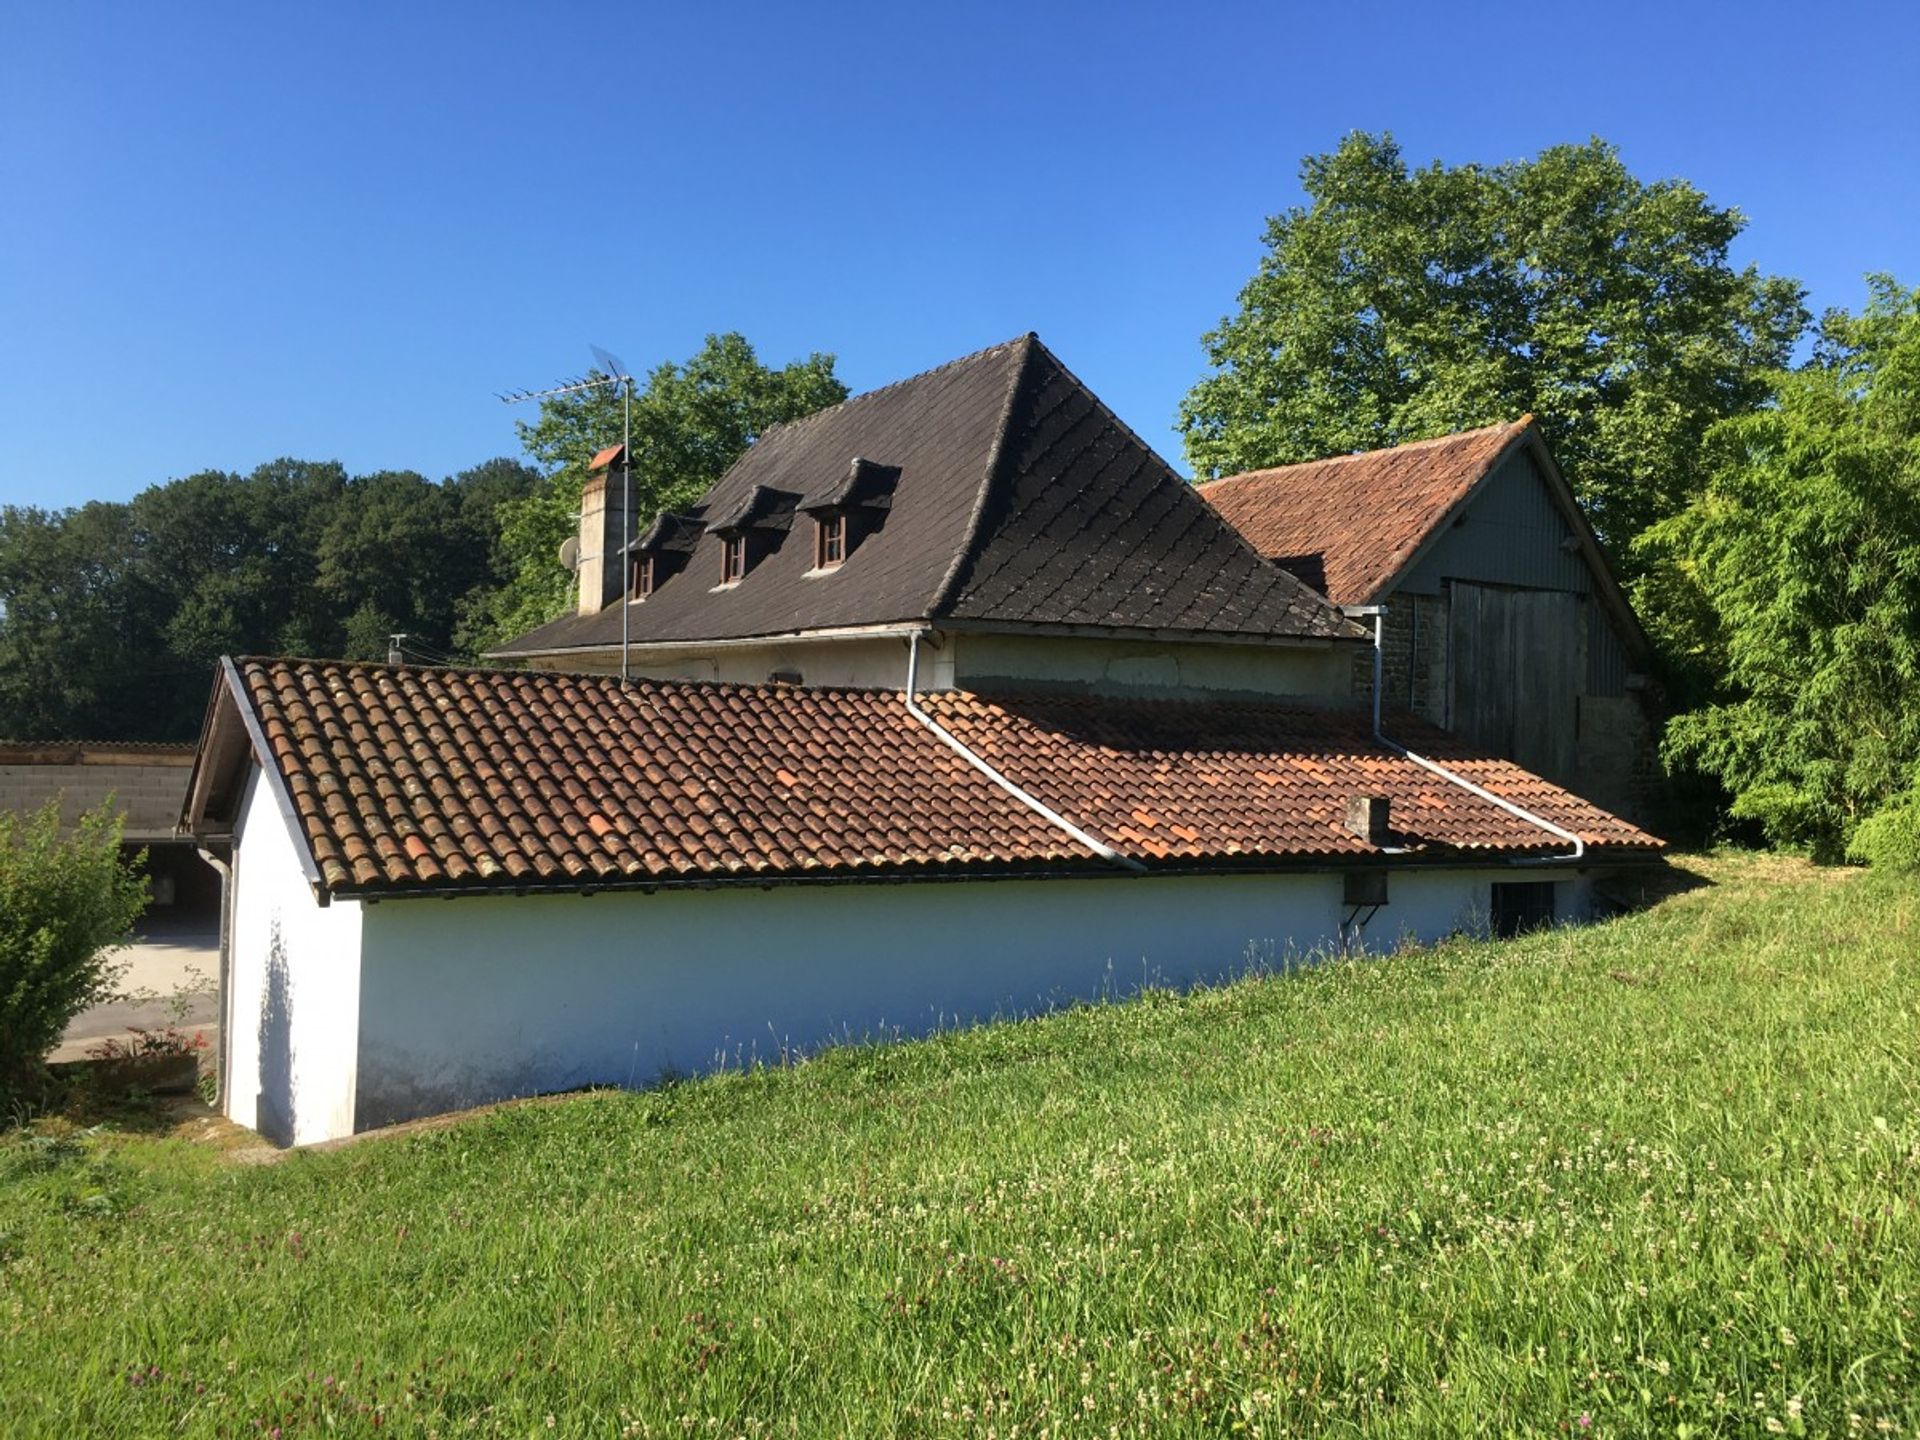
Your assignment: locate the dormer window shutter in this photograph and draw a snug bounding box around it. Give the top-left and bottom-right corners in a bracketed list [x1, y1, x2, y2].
[721, 533, 746, 585]
[634, 553, 655, 599]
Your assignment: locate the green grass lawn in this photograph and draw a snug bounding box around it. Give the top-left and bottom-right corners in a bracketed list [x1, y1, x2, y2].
[1, 853, 1915, 1437]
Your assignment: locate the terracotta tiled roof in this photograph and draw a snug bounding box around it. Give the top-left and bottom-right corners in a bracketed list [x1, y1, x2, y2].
[1196, 420, 1532, 605]
[189, 659, 1658, 899]
[920, 691, 1654, 864]
[495, 335, 1361, 656]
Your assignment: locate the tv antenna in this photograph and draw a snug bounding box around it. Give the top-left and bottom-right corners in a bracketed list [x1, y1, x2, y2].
[500, 346, 637, 685]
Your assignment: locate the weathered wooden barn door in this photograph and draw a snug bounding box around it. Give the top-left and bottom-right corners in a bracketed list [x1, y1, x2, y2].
[1447, 582, 1583, 785]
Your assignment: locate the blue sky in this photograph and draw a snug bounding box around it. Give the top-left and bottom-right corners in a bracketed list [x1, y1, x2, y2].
[2, 1, 1915, 510]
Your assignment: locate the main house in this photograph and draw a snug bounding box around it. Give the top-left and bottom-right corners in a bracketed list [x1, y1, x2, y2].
[182, 335, 1661, 1146]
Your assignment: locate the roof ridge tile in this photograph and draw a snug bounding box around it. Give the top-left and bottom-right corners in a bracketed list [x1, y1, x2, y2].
[1195, 418, 1530, 488]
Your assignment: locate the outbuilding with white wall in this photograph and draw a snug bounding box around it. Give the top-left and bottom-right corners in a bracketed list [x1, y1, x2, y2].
[182, 656, 1658, 1146]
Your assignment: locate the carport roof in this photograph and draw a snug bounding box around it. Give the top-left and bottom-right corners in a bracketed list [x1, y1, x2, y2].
[181, 658, 1661, 901]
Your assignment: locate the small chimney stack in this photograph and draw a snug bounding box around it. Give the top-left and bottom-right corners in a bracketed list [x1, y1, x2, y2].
[1345, 794, 1391, 846]
[577, 444, 632, 616]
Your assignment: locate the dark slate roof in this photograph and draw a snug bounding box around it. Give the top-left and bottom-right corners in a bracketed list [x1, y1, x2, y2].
[183, 658, 1660, 899]
[493, 336, 1363, 657]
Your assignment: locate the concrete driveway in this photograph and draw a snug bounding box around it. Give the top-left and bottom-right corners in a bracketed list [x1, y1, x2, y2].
[52, 917, 219, 1063]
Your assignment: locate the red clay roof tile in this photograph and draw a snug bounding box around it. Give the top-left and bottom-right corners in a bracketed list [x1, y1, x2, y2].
[202, 660, 1659, 899]
[1196, 420, 1531, 605]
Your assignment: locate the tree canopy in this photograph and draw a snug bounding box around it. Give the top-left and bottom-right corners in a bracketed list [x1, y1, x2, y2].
[1639, 278, 1920, 864]
[0, 332, 843, 741]
[467, 333, 847, 649]
[0, 457, 539, 742]
[1179, 133, 1809, 554]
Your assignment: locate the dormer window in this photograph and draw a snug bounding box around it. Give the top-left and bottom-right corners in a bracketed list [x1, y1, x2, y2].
[815, 512, 847, 570]
[629, 510, 704, 598]
[798, 457, 898, 576]
[720, 534, 746, 585]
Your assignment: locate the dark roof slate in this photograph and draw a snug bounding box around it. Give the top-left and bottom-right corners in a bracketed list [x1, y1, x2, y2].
[495, 336, 1363, 655]
[938, 343, 1352, 638]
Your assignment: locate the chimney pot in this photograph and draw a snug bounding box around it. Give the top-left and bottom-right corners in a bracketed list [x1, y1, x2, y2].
[1345, 794, 1391, 846]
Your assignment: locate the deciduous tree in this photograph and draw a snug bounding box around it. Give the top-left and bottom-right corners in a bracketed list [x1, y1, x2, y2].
[0, 456, 541, 740]
[469, 333, 846, 648]
[1180, 134, 1808, 555]
[1640, 278, 1920, 863]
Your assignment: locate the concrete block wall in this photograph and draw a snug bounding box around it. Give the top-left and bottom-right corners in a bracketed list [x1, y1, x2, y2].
[0, 761, 192, 841]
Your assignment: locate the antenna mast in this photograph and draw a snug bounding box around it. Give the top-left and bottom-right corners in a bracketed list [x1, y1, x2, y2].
[500, 348, 637, 685]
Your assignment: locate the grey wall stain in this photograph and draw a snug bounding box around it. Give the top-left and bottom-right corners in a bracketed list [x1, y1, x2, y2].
[255, 919, 297, 1147]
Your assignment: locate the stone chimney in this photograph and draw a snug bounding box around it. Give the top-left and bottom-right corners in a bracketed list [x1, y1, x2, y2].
[1344, 794, 1391, 846]
[577, 444, 632, 616]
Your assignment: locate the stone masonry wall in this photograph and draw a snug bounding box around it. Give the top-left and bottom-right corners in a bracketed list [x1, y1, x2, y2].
[1350, 593, 1449, 727]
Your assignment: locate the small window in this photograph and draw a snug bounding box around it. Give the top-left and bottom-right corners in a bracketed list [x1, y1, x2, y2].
[1491, 881, 1556, 938]
[634, 554, 655, 599]
[815, 512, 846, 570]
[720, 534, 745, 585]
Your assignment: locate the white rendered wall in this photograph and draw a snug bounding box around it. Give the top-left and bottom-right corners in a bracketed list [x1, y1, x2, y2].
[530, 635, 945, 690]
[224, 766, 364, 1146]
[349, 866, 1537, 1134]
[952, 633, 1354, 702]
[527, 630, 1353, 703]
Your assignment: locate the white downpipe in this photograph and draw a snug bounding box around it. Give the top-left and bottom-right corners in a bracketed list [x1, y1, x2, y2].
[904, 631, 1146, 873]
[1363, 609, 1585, 865]
[195, 845, 234, 1112]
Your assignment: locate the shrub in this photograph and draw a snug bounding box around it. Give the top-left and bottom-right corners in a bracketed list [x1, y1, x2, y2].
[1847, 769, 1920, 870]
[0, 800, 148, 1106]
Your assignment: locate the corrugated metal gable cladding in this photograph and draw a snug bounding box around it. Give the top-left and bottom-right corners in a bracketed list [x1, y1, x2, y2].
[1396, 451, 1630, 696]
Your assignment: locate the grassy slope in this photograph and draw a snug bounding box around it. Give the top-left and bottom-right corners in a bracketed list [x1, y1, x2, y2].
[0, 853, 1915, 1437]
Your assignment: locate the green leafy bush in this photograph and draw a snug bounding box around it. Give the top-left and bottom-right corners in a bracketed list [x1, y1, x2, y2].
[1846, 766, 1920, 869]
[0, 801, 148, 1105]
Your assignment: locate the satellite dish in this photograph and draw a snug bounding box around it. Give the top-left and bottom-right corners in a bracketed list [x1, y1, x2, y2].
[557, 536, 580, 571]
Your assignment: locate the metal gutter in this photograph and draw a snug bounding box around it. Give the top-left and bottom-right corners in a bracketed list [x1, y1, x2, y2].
[493, 614, 1361, 667]
[312, 841, 1652, 905]
[490, 621, 930, 663]
[931, 617, 1356, 650]
[904, 631, 1147, 874]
